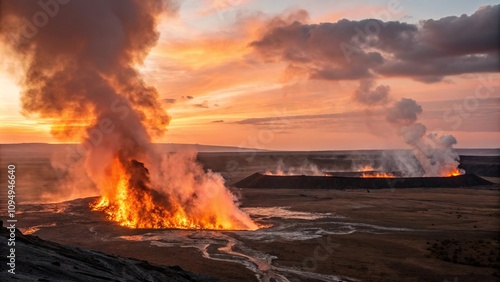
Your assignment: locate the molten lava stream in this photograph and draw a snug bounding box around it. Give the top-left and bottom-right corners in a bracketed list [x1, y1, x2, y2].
[361, 172, 395, 178]
[91, 158, 257, 230]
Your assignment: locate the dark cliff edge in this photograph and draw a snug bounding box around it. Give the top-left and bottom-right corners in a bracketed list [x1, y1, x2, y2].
[234, 173, 494, 189]
[0, 220, 221, 282]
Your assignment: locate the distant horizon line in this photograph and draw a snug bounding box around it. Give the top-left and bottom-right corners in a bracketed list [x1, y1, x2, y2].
[1, 142, 499, 152]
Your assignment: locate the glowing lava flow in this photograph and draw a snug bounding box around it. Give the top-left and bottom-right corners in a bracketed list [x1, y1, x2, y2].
[264, 171, 290, 176]
[91, 158, 258, 230]
[361, 172, 396, 178]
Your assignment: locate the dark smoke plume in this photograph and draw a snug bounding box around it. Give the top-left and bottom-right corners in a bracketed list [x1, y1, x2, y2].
[0, 0, 257, 229]
[1, 0, 172, 146]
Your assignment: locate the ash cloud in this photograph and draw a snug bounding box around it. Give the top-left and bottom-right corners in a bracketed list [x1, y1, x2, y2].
[1, 0, 173, 143]
[1, 0, 172, 195]
[1, 0, 256, 230]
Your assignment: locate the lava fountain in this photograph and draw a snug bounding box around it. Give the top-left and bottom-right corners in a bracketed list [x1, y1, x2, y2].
[1, 0, 257, 230]
[91, 157, 256, 229]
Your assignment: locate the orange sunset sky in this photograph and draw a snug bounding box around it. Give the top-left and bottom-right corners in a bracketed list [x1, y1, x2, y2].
[1, 0, 499, 150]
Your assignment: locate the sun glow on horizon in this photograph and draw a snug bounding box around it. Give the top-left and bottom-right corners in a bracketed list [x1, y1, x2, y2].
[1, 2, 499, 149]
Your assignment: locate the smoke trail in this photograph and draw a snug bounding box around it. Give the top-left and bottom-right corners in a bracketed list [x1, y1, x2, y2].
[248, 8, 484, 177]
[1, 0, 257, 229]
[352, 81, 462, 177]
[264, 159, 326, 176]
[386, 98, 463, 177]
[353, 79, 390, 106]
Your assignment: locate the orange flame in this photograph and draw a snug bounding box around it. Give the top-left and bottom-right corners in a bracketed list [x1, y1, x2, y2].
[361, 172, 396, 178]
[443, 168, 463, 177]
[91, 158, 257, 230]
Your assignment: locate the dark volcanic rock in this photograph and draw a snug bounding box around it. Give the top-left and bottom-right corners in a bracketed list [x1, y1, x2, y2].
[233, 173, 494, 189]
[459, 155, 500, 177]
[0, 223, 220, 282]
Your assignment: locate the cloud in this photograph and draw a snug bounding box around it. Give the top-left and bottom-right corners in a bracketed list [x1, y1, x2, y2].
[417, 6, 499, 57]
[162, 98, 176, 104]
[250, 5, 500, 83]
[193, 100, 209, 108]
[235, 110, 377, 126]
[197, 0, 253, 18]
[182, 95, 194, 99]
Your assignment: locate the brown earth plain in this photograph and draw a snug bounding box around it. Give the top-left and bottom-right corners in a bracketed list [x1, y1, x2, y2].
[1, 144, 499, 282]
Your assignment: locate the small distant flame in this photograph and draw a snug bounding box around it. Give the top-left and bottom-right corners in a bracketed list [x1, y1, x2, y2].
[357, 165, 375, 172]
[264, 171, 331, 177]
[264, 170, 290, 176]
[361, 172, 396, 178]
[443, 168, 463, 177]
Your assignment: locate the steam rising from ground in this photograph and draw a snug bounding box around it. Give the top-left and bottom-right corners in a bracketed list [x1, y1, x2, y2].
[1, 0, 257, 229]
[264, 159, 327, 176]
[386, 99, 463, 176]
[353, 81, 463, 177]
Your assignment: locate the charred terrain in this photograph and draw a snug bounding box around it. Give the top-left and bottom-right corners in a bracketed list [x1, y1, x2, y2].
[1, 144, 499, 282]
[0, 221, 220, 282]
[233, 173, 493, 189]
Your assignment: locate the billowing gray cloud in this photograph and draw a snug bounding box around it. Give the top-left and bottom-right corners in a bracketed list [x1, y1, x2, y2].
[386, 98, 423, 126]
[251, 5, 500, 83]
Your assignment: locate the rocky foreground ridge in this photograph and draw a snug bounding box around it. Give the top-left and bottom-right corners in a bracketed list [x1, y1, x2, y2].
[0, 220, 220, 282]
